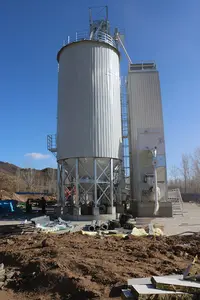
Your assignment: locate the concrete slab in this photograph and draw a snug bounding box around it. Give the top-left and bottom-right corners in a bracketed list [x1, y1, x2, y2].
[137, 203, 200, 236]
[107, 207, 116, 214]
[151, 276, 200, 294]
[131, 284, 192, 299]
[127, 275, 183, 286]
[131, 202, 173, 218]
[93, 207, 99, 216]
[1, 203, 200, 237]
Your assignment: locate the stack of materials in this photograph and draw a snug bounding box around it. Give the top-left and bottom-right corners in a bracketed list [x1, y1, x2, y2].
[0, 223, 36, 237]
[121, 275, 200, 299]
[31, 216, 74, 233]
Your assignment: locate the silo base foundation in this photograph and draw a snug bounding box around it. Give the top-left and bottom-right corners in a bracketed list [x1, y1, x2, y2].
[130, 201, 172, 218]
[57, 157, 121, 217]
[93, 207, 99, 216]
[55, 206, 116, 221]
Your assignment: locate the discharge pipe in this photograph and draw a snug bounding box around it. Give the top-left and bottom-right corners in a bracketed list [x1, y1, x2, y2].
[152, 147, 159, 215]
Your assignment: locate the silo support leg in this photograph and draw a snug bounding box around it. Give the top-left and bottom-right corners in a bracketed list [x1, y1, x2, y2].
[94, 158, 97, 208]
[60, 162, 65, 207]
[57, 164, 60, 203]
[57, 162, 65, 208]
[75, 158, 79, 207]
[110, 158, 114, 208]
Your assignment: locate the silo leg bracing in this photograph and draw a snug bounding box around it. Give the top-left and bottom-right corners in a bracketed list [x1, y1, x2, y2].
[57, 158, 117, 215]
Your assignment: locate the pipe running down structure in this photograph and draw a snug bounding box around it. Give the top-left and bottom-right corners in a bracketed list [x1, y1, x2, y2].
[151, 147, 159, 215]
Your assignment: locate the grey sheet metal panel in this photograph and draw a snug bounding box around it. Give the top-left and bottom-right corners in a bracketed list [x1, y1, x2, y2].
[57, 40, 122, 161]
[128, 71, 164, 142]
[127, 70, 166, 200]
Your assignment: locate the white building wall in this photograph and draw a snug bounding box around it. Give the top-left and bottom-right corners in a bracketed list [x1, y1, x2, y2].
[127, 68, 167, 201]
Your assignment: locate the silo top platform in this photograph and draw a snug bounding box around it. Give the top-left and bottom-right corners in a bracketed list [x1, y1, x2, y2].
[57, 32, 119, 62]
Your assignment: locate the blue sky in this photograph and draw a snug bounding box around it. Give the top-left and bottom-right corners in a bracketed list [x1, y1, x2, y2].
[0, 0, 199, 171]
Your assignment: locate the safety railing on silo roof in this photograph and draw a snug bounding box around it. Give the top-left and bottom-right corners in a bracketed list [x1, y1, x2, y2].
[120, 76, 130, 190]
[47, 134, 57, 157]
[62, 30, 117, 48]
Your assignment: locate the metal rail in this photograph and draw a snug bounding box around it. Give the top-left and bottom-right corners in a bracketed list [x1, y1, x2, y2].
[47, 134, 57, 157]
[63, 30, 117, 49]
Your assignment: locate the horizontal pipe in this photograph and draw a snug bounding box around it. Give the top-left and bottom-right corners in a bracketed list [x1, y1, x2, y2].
[89, 225, 95, 232]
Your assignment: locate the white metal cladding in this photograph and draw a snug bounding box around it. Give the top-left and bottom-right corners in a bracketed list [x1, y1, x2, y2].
[127, 70, 166, 199]
[57, 41, 122, 161]
[137, 129, 167, 202]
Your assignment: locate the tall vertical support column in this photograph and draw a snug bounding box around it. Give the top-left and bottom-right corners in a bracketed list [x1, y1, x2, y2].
[75, 158, 79, 206]
[57, 163, 61, 204]
[93, 158, 97, 207]
[60, 162, 65, 207]
[110, 158, 114, 208]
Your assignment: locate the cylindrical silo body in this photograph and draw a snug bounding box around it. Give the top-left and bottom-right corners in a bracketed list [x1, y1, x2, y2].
[57, 40, 122, 178]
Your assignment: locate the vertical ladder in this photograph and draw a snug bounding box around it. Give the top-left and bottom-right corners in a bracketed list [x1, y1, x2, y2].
[120, 77, 130, 194]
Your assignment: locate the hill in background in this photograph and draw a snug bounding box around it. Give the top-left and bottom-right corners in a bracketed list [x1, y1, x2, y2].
[0, 161, 57, 194]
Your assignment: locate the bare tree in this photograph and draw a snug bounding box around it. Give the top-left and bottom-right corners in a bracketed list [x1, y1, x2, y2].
[47, 168, 57, 194]
[191, 148, 200, 193]
[170, 165, 180, 181]
[168, 165, 181, 189]
[20, 168, 36, 192]
[16, 168, 21, 192]
[168, 148, 200, 194]
[179, 154, 191, 193]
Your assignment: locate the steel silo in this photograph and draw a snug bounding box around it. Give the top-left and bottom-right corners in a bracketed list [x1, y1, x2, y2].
[56, 37, 122, 214]
[57, 40, 121, 164]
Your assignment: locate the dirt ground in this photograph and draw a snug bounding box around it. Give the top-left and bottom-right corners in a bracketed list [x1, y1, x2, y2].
[0, 232, 200, 300]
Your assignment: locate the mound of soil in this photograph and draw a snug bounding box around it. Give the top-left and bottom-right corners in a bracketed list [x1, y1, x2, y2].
[0, 233, 200, 299]
[0, 190, 56, 203]
[0, 190, 23, 202]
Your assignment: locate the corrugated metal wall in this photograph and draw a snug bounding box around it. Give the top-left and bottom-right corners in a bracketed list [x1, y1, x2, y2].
[127, 70, 166, 200]
[57, 41, 122, 161]
[128, 71, 164, 133]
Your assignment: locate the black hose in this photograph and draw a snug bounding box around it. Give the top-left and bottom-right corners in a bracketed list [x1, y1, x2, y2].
[100, 223, 108, 231]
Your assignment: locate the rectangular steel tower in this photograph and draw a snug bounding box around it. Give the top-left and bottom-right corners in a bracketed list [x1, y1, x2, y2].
[127, 62, 167, 204]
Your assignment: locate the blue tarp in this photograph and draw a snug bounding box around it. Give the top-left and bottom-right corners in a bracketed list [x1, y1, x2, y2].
[16, 192, 51, 195]
[0, 200, 17, 213]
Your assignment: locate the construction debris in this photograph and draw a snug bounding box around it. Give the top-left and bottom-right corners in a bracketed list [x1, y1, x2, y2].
[31, 215, 51, 225]
[121, 289, 133, 299]
[123, 218, 136, 229]
[130, 284, 190, 299]
[127, 275, 183, 286]
[0, 223, 36, 237]
[0, 231, 199, 299]
[151, 276, 200, 294]
[0, 216, 75, 236]
[32, 216, 74, 233]
[0, 263, 17, 290]
[123, 274, 200, 299]
[183, 255, 200, 282]
[131, 227, 148, 237]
